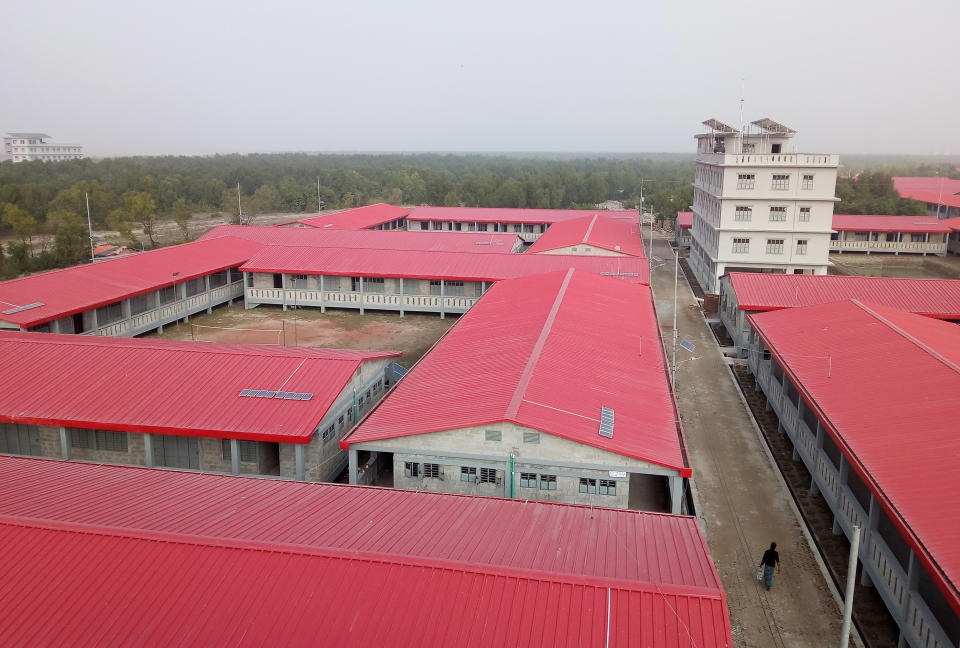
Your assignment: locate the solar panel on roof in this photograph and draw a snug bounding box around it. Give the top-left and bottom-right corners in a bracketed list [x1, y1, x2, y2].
[274, 391, 313, 401]
[239, 390, 278, 398]
[2, 302, 45, 315]
[680, 340, 696, 353]
[599, 407, 614, 439]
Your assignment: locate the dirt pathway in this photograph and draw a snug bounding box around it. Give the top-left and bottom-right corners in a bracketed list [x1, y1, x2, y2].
[648, 233, 854, 647]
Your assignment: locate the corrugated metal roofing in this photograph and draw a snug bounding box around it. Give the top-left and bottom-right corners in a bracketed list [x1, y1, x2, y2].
[0, 236, 262, 328]
[749, 300, 960, 614]
[240, 246, 649, 284]
[894, 176, 960, 209]
[0, 332, 398, 443]
[408, 206, 638, 224]
[527, 214, 647, 257]
[941, 216, 960, 232]
[726, 272, 960, 319]
[289, 203, 411, 229]
[198, 224, 522, 252]
[0, 456, 731, 647]
[831, 214, 951, 233]
[676, 211, 693, 228]
[344, 270, 689, 474]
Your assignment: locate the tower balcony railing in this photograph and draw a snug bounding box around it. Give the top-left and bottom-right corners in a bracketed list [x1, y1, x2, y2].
[697, 152, 839, 167]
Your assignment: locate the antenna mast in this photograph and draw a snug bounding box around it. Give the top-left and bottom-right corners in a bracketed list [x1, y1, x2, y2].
[85, 191, 96, 263]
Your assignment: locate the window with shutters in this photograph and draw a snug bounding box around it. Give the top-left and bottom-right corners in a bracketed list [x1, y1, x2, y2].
[520, 473, 537, 488]
[95, 430, 128, 452]
[734, 206, 752, 221]
[460, 466, 477, 482]
[445, 281, 464, 296]
[799, 207, 811, 222]
[429, 280, 442, 296]
[579, 478, 597, 494]
[539, 475, 557, 490]
[769, 206, 787, 222]
[70, 428, 94, 449]
[732, 238, 750, 254]
[222, 439, 258, 462]
[802, 174, 814, 189]
[737, 173, 755, 189]
[522, 431, 540, 444]
[364, 277, 385, 293]
[423, 463, 441, 479]
[796, 240, 808, 255]
[771, 174, 790, 190]
[404, 462, 420, 478]
[479, 467, 497, 484]
[484, 429, 501, 442]
[766, 239, 785, 254]
[599, 480, 617, 496]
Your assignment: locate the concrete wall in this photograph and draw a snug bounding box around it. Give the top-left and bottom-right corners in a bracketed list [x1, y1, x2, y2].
[534, 245, 628, 256]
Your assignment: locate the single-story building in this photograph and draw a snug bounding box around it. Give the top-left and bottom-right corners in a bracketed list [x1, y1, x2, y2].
[718, 272, 960, 355]
[830, 214, 950, 256]
[943, 216, 960, 255]
[526, 213, 646, 256]
[342, 269, 691, 513]
[675, 211, 692, 248]
[405, 206, 638, 242]
[281, 203, 411, 230]
[240, 246, 648, 317]
[893, 176, 960, 221]
[0, 455, 733, 647]
[746, 300, 960, 648]
[0, 236, 261, 336]
[0, 332, 399, 481]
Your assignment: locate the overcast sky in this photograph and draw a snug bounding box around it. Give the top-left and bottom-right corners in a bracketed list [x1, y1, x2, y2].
[2, 0, 957, 157]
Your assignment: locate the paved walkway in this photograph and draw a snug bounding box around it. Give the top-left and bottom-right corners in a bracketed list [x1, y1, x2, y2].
[648, 234, 852, 648]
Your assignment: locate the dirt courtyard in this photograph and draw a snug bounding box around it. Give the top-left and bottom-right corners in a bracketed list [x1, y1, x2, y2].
[830, 252, 960, 279]
[143, 303, 457, 368]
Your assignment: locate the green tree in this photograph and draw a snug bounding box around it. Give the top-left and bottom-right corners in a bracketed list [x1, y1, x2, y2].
[2, 203, 38, 254]
[48, 210, 89, 265]
[341, 192, 356, 209]
[107, 207, 139, 249]
[172, 198, 191, 240]
[250, 184, 282, 216]
[442, 190, 460, 207]
[121, 191, 158, 248]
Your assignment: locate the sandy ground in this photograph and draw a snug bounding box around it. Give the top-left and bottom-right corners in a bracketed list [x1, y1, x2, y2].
[650, 233, 857, 648]
[830, 252, 960, 279]
[142, 302, 456, 368]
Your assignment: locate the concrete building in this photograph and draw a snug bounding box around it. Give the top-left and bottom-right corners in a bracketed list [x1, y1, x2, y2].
[675, 211, 692, 248]
[0, 455, 733, 647]
[526, 213, 645, 256]
[0, 332, 399, 481]
[3, 132, 83, 162]
[342, 270, 691, 513]
[894, 177, 960, 221]
[718, 272, 960, 355]
[831, 214, 949, 256]
[283, 203, 411, 230]
[745, 300, 960, 648]
[406, 206, 638, 242]
[0, 236, 260, 336]
[689, 118, 839, 294]
[240, 245, 648, 317]
[946, 217, 960, 255]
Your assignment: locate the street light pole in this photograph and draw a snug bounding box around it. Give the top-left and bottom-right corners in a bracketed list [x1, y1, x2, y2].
[840, 525, 862, 648]
[672, 249, 679, 391]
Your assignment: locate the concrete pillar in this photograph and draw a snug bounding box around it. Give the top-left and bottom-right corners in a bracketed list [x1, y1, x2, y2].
[399, 277, 404, 317]
[51, 319, 61, 334]
[440, 279, 445, 319]
[181, 283, 189, 322]
[281, 274, 288, 311]
[59, 426, 71, 460]
[832, 516, 842, 535]
[205, 275, 212, 314]
[810, 475, 821, 497]
[144, 433, 155, 467]
[792, 446, 800, 461]
[359, 276, 364, 315]
[122, 298, 132, 321]
[230, 439, 240, 475]
[295, 444, 305, 480]
[348, 448, 358, 484]
[319, 275, 326, 313]
[90, 308, 99, 334]
[669, 475, 683, 515]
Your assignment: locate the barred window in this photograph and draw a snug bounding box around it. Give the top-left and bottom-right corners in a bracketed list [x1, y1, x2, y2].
[429, 280, 442, 296]
[579, 478, 597, 494]
[484, 429, 501, 442]
[479, 467, 497, 484]
[520, 472, 537, 488]
[734, 206, 752, 222]
[599, 479, 617, 496]
[771, 174, 790, 190]
[423, 463, 441, 479]
[70, 428, 94, 449]
[732, 238, 750, 254]
[222, 439, 258, 462]
[766, 239, 785, 255]
[802, 174, 814, 189]
[431, 221, 443, 230]
[522, 431, 540, 444]
[796, 240, 808, 255]
[96, 302, 123, 325]
[95, 430, 128, 452]
[538, 475, 557, 490]
[769, 207, 787, 222]
[476, 223, 488, 232]
[364, 277, 385, 293]
[445, 281, 464, 297]
[404, 462, 420, 478]
[523, 224, 535, 233]
[460, 466, 477, 482]
[737, 174, 755, 189]
[320, 424, 336, 444]
[799, 207, 811, 222]
[911, 233, 927, 243]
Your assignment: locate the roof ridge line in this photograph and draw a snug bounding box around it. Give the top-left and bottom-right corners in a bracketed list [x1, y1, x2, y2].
[0, 513, 722, 598]
[504, 269, 575, 419]
[582, 213, 599, 244]
[852, 300, 960, 376]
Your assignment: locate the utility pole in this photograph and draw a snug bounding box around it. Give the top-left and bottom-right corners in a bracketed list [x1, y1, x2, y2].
[85, 191, 96, 263]
[317, 176, 322, 214]
[237, 182, 243, 224]
[840, 525, 861, 648]
[672, 249, 679, 391]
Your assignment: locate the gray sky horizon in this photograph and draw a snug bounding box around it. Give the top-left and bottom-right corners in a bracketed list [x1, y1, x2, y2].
[3, 0, 958, 158]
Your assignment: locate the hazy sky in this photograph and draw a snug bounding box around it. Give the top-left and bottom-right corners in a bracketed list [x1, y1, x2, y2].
[2, 0, 957, 157]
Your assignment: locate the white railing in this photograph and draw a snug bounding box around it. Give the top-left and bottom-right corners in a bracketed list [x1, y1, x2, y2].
[906, 594, 953, 648]
[324, 291, 360, 304]
[867, 535, 908, 614]
[815, 454, 840, 504]
[839, 488, 867, 534]
[247, 288, 283, 302]
[697, 152, 839, 167]
[831, 240, 947, 254]
[252, 289, 482, 314]
[363, 293, 401, 306]
[797, 420, 818, 463]
[781, 397, 799, 432]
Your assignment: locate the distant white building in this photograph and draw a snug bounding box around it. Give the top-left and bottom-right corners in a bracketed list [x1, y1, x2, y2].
[688, 118, 839, 294]
[3, 133, 83, 162]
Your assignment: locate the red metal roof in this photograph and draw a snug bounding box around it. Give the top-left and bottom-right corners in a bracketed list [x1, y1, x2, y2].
[725, 272, 960, 319]
[288, 203, 411, 229]
[942, 216, 960, 232]
[748, 301, 960, 614]
[831, 214, 951, 233]
[893, 177, 960, 209]
[408, 206, 638, 224]
[676, 211, 692, 228]
[199, 224, 522, 252]
[0, 456, 730, 647]
[0, 332, 398, 443]
[240, 246, 650, 284]
[0, 236, 262, 328]
[526, 214, 646, 257]
[344, 270, 689, 474]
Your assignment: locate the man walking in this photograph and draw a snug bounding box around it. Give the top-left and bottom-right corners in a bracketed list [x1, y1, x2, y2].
[760, 542, 781, 590]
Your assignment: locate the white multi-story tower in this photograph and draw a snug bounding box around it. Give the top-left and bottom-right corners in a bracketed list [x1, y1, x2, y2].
[688, 118, 838, 294]
[3, 133, 83, 162]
